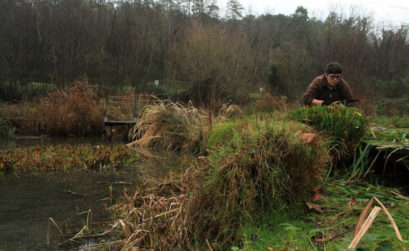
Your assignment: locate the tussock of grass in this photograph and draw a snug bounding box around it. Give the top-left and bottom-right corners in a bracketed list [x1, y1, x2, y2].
[287, 105, 368, 165]
[186, 115, 330, 248]
[128, 99, 210, 153]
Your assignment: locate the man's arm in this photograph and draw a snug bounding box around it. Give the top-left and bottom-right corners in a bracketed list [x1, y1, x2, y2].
[303, 78, 322, 105]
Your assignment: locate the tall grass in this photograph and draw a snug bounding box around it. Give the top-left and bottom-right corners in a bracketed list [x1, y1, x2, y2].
[287, 105, 368, 166]
[128, 99, 209, 153]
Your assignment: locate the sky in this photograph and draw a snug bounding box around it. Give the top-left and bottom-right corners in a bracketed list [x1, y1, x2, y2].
[219, 0, 409, 28]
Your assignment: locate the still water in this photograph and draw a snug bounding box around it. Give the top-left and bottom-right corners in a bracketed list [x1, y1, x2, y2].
[0, 138, 179, 250]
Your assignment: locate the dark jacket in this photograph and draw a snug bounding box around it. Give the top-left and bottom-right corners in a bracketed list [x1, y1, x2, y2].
[303, 74, 354, 105]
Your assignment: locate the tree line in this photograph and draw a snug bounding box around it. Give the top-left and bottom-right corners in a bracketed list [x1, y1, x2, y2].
[0, 0, 408, 105]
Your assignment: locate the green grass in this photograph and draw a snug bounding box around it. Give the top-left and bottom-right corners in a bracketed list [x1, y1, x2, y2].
[241, 179, 409, 250]
[287, 105, 369, 168]
[370, 115, 409, 129]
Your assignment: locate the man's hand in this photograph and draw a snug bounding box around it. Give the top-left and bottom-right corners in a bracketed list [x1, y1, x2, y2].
[322, 99, 332, 105]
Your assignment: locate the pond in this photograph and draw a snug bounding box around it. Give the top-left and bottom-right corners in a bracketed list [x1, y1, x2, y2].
[0, 138, 180, 250]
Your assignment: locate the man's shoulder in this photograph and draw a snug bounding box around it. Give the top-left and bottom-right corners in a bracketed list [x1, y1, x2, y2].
[310, 74, 325, 86]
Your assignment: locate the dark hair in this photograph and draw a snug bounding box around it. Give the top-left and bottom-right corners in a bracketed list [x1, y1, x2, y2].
[325, 62, 343, 74]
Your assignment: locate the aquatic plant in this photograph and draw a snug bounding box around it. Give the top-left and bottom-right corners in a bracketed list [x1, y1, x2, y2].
[128, 99, 209, 154]
[186, 115, 330, 248]
[287, 105, 368, 166]
[0, 145, 138, 172]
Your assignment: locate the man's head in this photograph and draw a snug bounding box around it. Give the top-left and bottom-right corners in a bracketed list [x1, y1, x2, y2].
[325, 62, 343, 86]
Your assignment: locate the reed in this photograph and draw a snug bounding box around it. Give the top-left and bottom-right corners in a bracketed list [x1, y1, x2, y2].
[41, 79, 105, 136]
[128, 99, 210, 154]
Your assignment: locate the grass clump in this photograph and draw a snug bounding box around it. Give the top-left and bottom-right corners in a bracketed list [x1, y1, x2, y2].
[287, 105, 368, 165]
[128, 99, 209, 153]
[186, 114, 330, 249]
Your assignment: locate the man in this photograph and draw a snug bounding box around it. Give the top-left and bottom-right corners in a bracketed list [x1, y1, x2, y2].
[303, 62, 354, 106]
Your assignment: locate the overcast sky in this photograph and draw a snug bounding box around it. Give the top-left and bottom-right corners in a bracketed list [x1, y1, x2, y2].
[218, 0, 409, 27]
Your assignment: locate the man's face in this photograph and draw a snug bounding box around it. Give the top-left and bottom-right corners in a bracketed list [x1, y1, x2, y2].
[326, 73, 342, 86]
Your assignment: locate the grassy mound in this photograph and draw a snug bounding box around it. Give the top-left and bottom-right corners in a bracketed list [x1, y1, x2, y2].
[287, 105, 368, 165]
[186, 114, 330, 248]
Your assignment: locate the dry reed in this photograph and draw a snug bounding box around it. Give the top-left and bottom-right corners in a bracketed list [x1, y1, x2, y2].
[128, 99, 210, 153]
[41, 79, 105, 136]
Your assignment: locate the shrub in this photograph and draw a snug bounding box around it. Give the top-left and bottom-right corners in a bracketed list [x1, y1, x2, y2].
[41, 79, 105, 136]
[287, 105, 368, 165]
[186, 114, 330, 248]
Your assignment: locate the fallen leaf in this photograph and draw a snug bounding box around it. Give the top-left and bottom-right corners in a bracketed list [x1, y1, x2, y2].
[306, 202, 324, 214]
[312, 185, 324, 201]
[348, 197, 357, 206]
[302, 133, 316, 144]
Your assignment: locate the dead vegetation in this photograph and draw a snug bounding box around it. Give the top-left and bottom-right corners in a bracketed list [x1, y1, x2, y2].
[127, 99, 210, 153]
